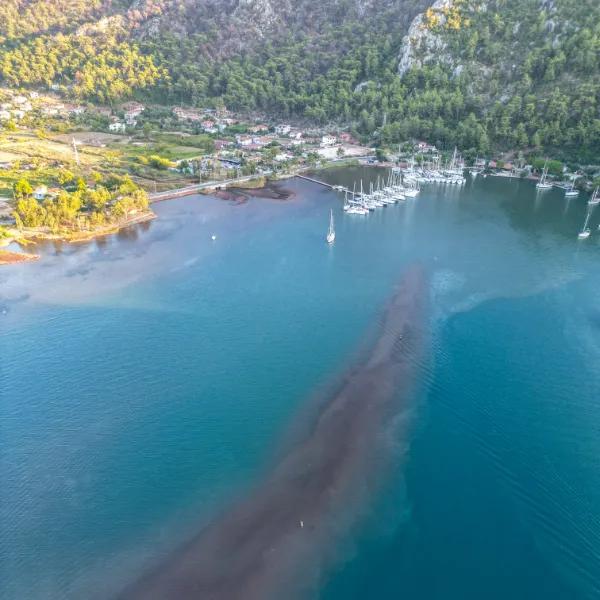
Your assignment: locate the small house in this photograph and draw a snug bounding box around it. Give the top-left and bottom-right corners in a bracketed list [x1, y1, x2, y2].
[109, 122, 126, 133]
[123, 102, 145, 125]
[236, 135, 253, 147]
[249, 124, 269, 134]
[34, 185, 48, 201]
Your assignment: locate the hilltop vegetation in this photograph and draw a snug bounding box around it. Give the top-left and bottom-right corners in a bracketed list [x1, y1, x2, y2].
[0, 0, 598, 161]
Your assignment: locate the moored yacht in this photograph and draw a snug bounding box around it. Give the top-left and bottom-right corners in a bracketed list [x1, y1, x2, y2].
[578, 208, 593, 239]
[536, 161, 552, 190]
[326, 209, 336, 244]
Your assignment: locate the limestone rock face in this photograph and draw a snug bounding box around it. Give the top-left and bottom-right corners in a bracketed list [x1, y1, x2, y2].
[398, 0, 455, 77]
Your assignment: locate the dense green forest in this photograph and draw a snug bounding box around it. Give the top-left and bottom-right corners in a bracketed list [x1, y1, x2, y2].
[0, 0, 598, 160]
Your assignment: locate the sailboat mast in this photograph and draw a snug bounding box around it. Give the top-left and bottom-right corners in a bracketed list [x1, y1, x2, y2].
[582, 208, 592, 231]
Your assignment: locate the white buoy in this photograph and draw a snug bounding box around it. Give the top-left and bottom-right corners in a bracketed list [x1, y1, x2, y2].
[211, 234, 217, 241]
[300, 520, 304, 528]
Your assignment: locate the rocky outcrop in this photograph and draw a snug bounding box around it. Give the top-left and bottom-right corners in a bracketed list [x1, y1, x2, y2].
[397, 0, 455, 76]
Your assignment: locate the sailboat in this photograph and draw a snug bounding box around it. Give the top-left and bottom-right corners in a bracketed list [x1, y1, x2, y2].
[564, 179, 579, 198]
[588, 187, 599, 206]
[578, 208, 592, 239]
[326, 209, 335, 244]
[536, 161, 552, 190]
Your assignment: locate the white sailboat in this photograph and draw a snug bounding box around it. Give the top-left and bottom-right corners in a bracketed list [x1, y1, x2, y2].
[536, 161, 552, 190]
[588, 187, 599, 206]
[578, 208, 592, 239]
[564, 179, 579, 197]
[326, 209, 335, 244]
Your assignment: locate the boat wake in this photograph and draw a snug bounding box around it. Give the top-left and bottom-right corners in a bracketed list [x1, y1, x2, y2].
[120, 266, 429, 600]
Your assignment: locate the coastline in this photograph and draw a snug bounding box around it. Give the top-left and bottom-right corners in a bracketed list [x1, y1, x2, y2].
[0, 249, 40, 265]
[19, 210, 157, 245]
[0, 210, 156, 266]
[2, 163, 348, 266]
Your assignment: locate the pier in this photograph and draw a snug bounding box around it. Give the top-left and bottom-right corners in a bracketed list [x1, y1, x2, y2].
[148, 173, 269, 203]
[295, 175, 348, 192]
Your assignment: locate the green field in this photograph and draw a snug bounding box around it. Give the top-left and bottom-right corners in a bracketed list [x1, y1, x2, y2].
[0, 129, 208, 198]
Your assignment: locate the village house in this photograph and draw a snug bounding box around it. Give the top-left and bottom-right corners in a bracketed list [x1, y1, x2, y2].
[34, 185, 48, 201]
[249, 124, 269, 134]
[321, 135, 337, 147]
[415, 140, 438, 153]
[201, 119, 219, 134]
[275, 124, 291, 136]
[214, 139, 233, 151]
[13, 95, 28, 105]
[0, 110, 11, 120]
[122, 102, 145, 125]
[236, 135, 254, 147]
[172, 107, 203, 122]
[109, 122, 126, 133]
[274, 152, 294, 162]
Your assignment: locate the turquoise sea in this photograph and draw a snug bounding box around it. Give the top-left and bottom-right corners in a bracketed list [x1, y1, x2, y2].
[2, 169, 600, 599]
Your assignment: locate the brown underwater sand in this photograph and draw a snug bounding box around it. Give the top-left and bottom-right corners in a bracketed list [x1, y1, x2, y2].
[120, 266, 428, 600]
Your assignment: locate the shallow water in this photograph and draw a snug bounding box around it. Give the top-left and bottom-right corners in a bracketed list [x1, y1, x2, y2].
[1, 171, 600, 599]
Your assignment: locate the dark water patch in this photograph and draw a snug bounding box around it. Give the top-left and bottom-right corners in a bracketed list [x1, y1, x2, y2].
[212, 181, 295, 204]
[120, 267, 429, 600]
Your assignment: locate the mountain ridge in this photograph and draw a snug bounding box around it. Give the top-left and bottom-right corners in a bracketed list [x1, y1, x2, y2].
[0, 0, 598, 160]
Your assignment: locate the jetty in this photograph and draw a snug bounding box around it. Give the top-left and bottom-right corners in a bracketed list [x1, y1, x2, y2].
[148, 171, 350, 204]
[295, 175, 349, 192]
[148, 173, 269, 203]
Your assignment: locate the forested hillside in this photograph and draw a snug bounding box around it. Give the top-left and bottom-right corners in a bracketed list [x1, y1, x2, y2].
[0, 0, 598, 160]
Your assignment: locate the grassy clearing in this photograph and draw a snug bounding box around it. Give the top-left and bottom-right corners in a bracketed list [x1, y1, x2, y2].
[0, 132, 104, 165]
[0, 128, 209, 200]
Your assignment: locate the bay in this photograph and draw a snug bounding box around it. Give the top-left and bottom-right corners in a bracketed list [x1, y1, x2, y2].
[1, 169, 600, 599]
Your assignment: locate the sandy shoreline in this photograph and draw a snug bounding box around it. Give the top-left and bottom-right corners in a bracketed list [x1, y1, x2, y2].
[0, 249, 40, 265]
